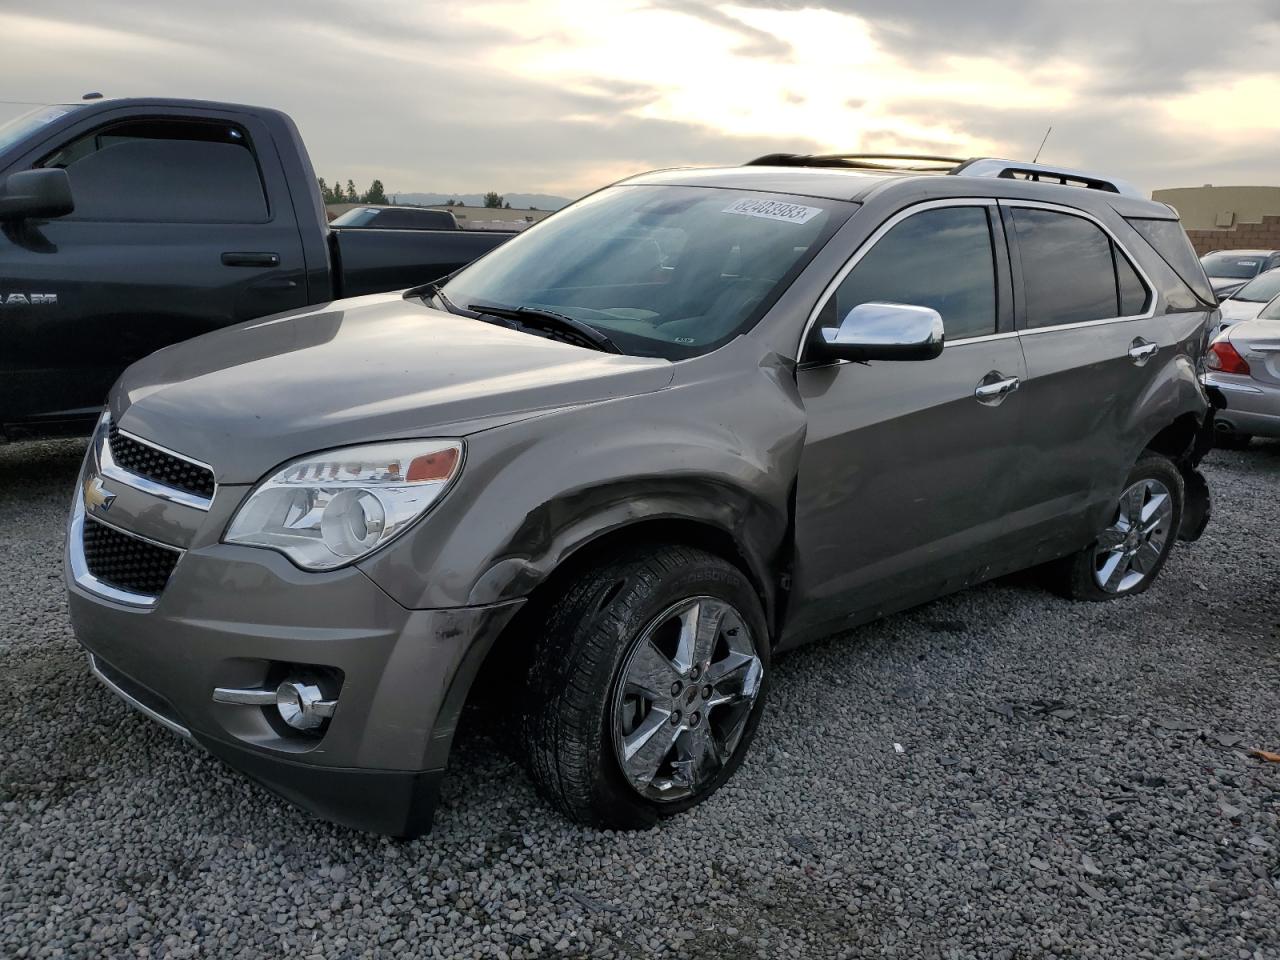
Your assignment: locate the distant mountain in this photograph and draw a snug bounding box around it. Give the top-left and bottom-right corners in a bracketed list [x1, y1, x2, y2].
[388, 192, 573, 211]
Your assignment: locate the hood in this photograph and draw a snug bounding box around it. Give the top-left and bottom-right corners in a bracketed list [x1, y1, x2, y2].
[112, 293, 674, 483]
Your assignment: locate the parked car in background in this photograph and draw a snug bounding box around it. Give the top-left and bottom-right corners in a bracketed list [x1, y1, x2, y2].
[0, 98, 515, 441]
[1200, 249, 1280, 298]
[1215, 266, 1280, 329]
[330, 205, 461, 230]
[66, 154, 1215, 837]
[1204, 311, 1280, 448]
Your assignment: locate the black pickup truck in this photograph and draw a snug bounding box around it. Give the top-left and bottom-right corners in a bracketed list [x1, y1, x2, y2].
[0, 98, 515, 440]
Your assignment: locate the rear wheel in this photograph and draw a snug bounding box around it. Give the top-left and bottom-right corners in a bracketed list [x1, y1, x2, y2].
[1052, 454, 1184, 601]
[519, 546, 769, 828]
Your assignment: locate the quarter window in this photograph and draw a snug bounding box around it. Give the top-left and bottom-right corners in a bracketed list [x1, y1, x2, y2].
[823, 206, 998, 341]
[1012, 207, 1150, 328]
[40, 119, 267, 222]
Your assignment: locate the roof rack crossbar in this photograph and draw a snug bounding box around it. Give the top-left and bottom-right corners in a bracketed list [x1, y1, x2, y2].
[950, 158, 1144, 199]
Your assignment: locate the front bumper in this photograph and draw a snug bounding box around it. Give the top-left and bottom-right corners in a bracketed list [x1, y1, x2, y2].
[67, 540, 523, 837]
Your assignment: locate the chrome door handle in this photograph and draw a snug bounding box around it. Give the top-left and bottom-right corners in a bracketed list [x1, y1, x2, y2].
[974, 375, 1020, 405]
[1128, 340, 1159, 365]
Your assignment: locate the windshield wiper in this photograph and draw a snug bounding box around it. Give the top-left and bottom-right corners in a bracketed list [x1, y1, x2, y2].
[466, 302, 621, 354]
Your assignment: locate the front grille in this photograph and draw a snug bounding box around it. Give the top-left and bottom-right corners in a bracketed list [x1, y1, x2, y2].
[108, 426, 215, 500]
[82, 517, 181, 596]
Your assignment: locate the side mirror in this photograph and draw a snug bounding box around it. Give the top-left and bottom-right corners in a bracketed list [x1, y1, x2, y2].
[0, 169, 75, 222]
[814, 301, 944, 362]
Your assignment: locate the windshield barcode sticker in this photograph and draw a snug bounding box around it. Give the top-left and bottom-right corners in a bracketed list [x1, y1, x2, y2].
[723, 198, 822, 225]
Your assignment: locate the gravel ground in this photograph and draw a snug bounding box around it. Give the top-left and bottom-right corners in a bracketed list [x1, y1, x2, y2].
[1, 438, 1278, 960]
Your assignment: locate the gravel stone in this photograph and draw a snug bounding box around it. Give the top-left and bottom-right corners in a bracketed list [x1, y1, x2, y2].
[2, 437, 1279, 958]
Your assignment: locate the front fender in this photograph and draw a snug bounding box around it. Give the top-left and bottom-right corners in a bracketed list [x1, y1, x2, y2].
[359, 357, 807, 611]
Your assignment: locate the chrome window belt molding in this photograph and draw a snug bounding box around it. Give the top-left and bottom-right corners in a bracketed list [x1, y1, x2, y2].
[98, 419, 216, 512]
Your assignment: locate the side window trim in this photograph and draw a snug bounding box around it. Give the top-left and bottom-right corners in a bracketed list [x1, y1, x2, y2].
[798, 198, 1009, 362]
[998, 199, 1157, 335]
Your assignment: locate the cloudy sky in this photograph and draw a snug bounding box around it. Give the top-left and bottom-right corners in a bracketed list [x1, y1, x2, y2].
[2, 1, 1278, 200]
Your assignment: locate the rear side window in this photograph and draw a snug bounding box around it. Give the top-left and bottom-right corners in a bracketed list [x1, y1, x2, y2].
[40, 119, 267, 222]
[1012, 208, 1117, 327]
[1012, 208, 1150, 328]
[1127, 218, 1216, 304]
[827, 206, 997, 340]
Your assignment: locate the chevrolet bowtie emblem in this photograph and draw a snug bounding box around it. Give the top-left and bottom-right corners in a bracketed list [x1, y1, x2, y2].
[84, 476, 116, 512]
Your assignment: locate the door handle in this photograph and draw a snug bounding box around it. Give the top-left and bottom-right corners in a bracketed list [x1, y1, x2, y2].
[221, 251, 280, 268]
[974, 374, 1020, 405]
[1128, 339, 1159, 365]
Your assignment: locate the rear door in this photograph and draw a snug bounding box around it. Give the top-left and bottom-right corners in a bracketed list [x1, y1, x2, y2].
[0, 108, 309, 430]
[998, 201, 1160, 557]
[787, 200, 1028, 639]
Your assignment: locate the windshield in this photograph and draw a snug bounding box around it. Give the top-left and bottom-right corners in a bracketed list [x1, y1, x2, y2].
[1227, 266, 1280, 302]
[0, 105, 82, 154]
[1201, 252, 1266, 279]
[439, 184, 848, 360]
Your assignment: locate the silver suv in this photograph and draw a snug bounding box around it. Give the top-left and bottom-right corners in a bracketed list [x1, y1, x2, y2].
[66, 154, 1217, 836]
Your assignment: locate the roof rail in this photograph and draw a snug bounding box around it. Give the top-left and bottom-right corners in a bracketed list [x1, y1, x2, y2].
[745, 153, 967, 172]
[951, 158, 1144, 199]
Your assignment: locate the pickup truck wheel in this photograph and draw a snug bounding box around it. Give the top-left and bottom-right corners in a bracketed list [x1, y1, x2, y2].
[519, 546, 769, 829]
[1053, 454, 1184, 601]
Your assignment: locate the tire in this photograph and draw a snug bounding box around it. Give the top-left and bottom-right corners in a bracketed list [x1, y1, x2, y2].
[1051, 453, 1184, 601]
[1215, 431, 1252, 451]
[518, 545, 769, 829]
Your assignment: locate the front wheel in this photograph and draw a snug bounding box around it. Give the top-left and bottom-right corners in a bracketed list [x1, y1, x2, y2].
[1052, 454, 1184, 601]
[519, 546, 769, 828]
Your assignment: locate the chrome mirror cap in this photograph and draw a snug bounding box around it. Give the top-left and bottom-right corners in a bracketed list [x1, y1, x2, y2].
[818, 301, 945, 362]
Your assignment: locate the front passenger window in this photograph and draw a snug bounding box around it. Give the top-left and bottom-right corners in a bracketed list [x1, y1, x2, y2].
[824, 206, 998, 341]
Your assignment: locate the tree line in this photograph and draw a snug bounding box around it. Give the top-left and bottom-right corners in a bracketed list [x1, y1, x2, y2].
[318, 179, 518, 210]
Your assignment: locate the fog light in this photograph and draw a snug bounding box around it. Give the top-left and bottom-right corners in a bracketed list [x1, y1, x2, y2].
[275, 680, 337, 731]
[212, 677, 338, 733]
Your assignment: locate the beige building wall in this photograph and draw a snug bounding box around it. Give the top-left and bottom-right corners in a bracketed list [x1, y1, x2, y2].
[1151, 186, 1280, 231]
[1151, 185, 1280, 255]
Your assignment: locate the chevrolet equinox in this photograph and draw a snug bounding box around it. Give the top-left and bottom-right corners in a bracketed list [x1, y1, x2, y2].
[66, 154, 1217, 836]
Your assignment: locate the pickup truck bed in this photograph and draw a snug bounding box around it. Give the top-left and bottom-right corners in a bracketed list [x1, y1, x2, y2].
[0, 98, 514, 439]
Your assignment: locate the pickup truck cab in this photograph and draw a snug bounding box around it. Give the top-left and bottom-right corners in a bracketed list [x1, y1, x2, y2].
[0, 98, 512, 440]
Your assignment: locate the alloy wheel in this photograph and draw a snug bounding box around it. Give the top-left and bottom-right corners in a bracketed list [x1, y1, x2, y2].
[1092, 478, 1174, 594]
[611, 596, 764, 802]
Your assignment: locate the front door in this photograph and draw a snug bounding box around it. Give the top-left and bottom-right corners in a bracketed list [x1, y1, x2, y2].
[0, 111, 308, 431]
[786, 200, 1027, 641]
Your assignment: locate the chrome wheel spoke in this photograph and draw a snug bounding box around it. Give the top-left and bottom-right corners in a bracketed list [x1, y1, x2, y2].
[1140, 492, 1169, 527]
[673, 599, 726, 675]
[1131, 540, 1162, 574]
[620, 706, 678, 787]
[1120, 484, 1146, 524]
[1101, 551, 1130, 592]
[624, 638, 682, 701]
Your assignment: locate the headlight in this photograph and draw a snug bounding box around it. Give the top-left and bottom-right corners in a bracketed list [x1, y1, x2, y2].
[224, 440, 463, 570]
